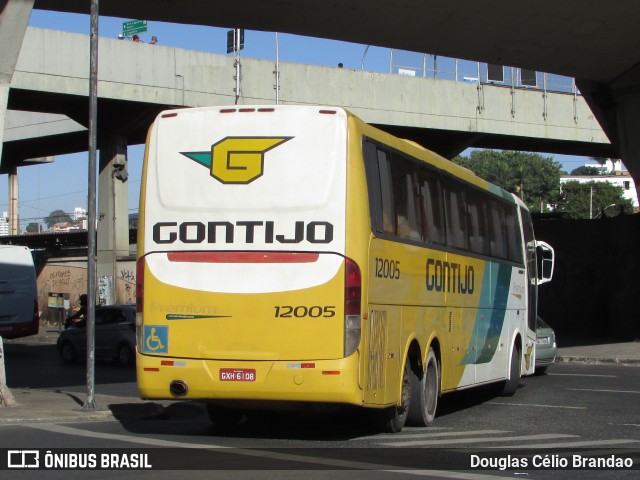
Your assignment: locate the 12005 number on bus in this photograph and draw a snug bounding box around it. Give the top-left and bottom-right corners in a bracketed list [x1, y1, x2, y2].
[274, 306, 336, 318]
[375, 258, 400, 279]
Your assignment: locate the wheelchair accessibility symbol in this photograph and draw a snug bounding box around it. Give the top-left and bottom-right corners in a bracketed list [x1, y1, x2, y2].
[143, 325, 168, 353]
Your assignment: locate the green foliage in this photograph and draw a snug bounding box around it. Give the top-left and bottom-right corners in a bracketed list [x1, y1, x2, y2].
[26, 223, 40, 233]
[44, 209, 73, 228]
[556, 181, 633, 219]
[452, 150, 563, 213]
[570, 165, 602, 176]
[589, 156, 608, 165]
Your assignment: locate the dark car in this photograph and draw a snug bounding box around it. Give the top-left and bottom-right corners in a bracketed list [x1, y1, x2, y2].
[57, 304, 136, 366]
[535, 316, 557, 374]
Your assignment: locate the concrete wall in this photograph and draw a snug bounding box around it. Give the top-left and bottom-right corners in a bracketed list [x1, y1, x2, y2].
[535, 214, 640, 341]
[35, 258, 136, 324]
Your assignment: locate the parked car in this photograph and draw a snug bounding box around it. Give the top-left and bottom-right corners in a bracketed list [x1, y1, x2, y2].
[57, 304, 136, 366]
[535, 316, 557, 374]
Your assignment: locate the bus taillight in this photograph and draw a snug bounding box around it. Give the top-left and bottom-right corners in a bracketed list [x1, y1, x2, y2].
[136, 258, 144, 313]
[344, 258, 362, 357]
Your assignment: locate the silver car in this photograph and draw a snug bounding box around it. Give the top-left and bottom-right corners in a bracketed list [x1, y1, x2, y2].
[535, 316, 557, 374]
[57, 304, 136, 366]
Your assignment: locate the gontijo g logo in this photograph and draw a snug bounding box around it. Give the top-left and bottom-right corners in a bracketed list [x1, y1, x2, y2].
[181, 137, 292, 184]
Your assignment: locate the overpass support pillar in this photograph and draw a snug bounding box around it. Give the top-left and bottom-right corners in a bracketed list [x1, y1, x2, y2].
[0, 0, 35, 166]
[97, 135, 129, 306]
[580, 78, 640, 202]
[612, 91, 640, 203]
[8, 166, 18, 235]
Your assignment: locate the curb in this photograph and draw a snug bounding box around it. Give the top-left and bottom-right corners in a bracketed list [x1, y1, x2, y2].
[556, 355, 640, 366]
[0, 411, 114, 424]
[0, 389, 167, 424]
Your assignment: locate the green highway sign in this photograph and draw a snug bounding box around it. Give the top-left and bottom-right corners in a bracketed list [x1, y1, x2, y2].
[122, 19, 147, 37]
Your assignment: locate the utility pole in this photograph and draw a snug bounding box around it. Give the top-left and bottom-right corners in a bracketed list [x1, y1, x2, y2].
[234, 28, 241, 104]
[83, 0, 99, 411]
[274, 32, 280, 104]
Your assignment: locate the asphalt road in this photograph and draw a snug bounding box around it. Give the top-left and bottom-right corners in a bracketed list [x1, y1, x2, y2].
[1, 340, 639, 479]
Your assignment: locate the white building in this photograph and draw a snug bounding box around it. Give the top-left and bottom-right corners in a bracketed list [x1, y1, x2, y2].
[561, 160, 638, 208]
[0, 212, 8, 236]
[73, 207, 87, 221]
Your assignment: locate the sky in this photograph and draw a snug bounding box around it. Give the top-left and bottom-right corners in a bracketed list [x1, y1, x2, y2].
[0, 9, 600, 229]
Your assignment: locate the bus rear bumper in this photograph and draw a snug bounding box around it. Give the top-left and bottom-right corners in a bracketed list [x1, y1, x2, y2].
[136, 352, 363, 406]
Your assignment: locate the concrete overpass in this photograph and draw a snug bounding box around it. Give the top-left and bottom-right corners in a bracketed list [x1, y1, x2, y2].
[13, 0, 639, 180]
[2, 2, 639, 155]
[3, 27, 608, 169]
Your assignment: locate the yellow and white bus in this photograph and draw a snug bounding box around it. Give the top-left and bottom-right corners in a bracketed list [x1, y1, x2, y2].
[136, 105, 554, 432]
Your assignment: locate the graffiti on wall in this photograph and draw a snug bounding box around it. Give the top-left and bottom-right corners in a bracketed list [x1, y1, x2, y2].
[118, 264, 136, 304]
[37, 261, 137, 321]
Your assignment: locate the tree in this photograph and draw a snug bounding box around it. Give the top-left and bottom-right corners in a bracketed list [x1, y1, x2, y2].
[570, 165, 602, 176]
[26, 223, 40, 233]
[44, 209, 73, 228]
[452, 150, 563, 213]
[556, 181, 633, 219]
[589, 156, 608, 165]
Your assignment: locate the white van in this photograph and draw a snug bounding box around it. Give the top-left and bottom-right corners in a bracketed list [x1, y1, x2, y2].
[0, 245, 39, 339]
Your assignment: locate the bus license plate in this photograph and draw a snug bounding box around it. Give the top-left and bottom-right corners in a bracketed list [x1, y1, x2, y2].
[219, 368, 256, 382]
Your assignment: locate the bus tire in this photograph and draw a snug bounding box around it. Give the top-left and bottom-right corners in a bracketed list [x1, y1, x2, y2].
[407, 348, 438, 427]
[373, 361, 411, 433]
[502, 344, 521, 396]
[206, 403, 244, 428]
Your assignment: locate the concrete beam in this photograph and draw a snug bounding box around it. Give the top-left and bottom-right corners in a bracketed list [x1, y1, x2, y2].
[4, 110, 85, 142]
[0, 0, 34, 165]
[29, 1, 640, 83]
[0, 110, 86, 173]
[10, 28, 609, 158]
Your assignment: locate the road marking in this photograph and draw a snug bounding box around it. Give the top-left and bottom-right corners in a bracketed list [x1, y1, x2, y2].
[25, 423, 512, 480]
[489, 402, 586, 410]
[568, 388, 640, 394]
[379, 433, 577, 447]
[28, 423, 229, 448]
[352, 430, 508, 441]
[548, 373, 616, 378]
[493, 439, 640, 449]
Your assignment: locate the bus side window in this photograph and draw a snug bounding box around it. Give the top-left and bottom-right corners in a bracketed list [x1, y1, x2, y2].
[418, 171, 445, 245]
[489, 200, 508, 259]
[377, 149, 396, 234]
[467, 188, 490, 256]
[444, 181, 469, 251]
[396, 171, 421, 241]
[505, 205, 523, 263]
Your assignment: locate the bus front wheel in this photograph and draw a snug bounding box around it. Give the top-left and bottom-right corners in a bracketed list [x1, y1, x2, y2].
[502, 344, 521, 396]
[407, 348, 438, 427]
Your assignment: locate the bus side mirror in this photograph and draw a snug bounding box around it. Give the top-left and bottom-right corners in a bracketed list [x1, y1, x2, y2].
[535, 241, 554, 285]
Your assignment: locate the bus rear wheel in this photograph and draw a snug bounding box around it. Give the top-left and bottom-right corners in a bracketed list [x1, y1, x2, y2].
[407, 348, 439, 427]
[373, 362, 411, 433]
